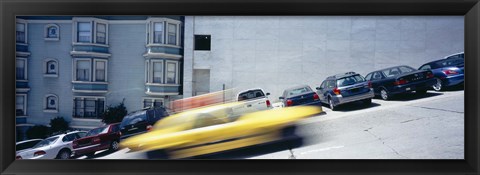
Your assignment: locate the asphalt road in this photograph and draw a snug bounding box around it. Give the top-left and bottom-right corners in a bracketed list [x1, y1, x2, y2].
[85, 88, 464, 160]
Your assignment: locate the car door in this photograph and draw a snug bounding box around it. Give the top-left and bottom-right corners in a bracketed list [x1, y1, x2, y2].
[317, 81, 328, 103]
[369, 72, 384, 93]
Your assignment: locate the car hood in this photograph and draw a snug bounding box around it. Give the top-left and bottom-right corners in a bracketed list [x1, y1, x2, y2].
[120, 105, 323, 152]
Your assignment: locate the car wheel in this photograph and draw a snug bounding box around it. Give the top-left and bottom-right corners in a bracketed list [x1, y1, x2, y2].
[432, 78, 443, 91]
[109, 140, 120, 152]
[328, 98, 336, 111]
[363, 98, 372, 105]
[56, 149, 71, 159]
[380, 88, 390, 101]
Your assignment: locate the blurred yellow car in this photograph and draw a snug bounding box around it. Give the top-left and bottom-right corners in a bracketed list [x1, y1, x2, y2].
[120, 102, 324, 159]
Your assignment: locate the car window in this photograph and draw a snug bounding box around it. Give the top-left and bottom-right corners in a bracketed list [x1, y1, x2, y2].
[86, 126, 108, 137]
[398, 66, 415, 73]
[110, 124, 120, 132]
[238, 90, 265, 101]
[16, 141, 39, 151]
[320, 81, 327, 89]
[33, 137, 59, 148]
[76, 132, 87, 138]
[121, 111, 148, 127]
[365, 73, 372, 81]
[287, 86, 312, 97]
[336, 75, 365, 87]
[62, 134, 76, 142]
[372, 72, 383, 80]
[446, 53, 464, 59]
[326, 80, 336, 88]
[193, 114, 228, 129]
[419, 64, 431, 70]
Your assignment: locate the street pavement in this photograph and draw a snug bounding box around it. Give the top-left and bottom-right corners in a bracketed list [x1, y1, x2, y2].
[86, 88, 464, 160]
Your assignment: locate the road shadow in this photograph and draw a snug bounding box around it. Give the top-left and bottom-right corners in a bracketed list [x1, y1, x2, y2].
[321, 101, 381, 112]
[442, 83, 464, 92]
[76, 149, 118, 159]
[376, 91, 443, 102]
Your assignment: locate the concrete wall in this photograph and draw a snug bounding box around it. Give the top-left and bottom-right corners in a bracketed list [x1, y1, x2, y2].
[184, 16, 464, 101]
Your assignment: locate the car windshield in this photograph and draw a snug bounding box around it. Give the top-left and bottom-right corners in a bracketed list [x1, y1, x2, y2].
[32, 136, 59, 148]
[287, 87, 311, 97]
[238, 90, 265, 101]
[86, 126, 108, 137]
[432, 58, 464, 69]
[337, 75, 365, 87]
[120, 111, 147, 127]
[382, 66, 415, 77]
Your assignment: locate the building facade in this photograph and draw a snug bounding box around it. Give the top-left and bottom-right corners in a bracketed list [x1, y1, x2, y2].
[183, 16, 464, 100]
[15, 16, 184, 140]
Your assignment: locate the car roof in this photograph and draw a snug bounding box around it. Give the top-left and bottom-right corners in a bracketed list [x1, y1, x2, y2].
[444, 52, 464, 59]
[375, 65, 412, 72]
[237, 88, 266, 94]
[326, 72, 359, 80]
[284, 85, 311, 91]
[16, 139, 42, 145]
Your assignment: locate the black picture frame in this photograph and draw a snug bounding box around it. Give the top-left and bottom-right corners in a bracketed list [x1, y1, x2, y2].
[1, 0, 479, 175]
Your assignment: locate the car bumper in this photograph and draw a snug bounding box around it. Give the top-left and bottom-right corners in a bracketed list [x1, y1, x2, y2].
[443, 74, 464, 87]
[292, 100, 322, 107]
[390, 78, 436, 95]
[332, 90, 374, 106]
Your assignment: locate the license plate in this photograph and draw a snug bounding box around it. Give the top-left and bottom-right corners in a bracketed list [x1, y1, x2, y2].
[406, 87, 411, 91]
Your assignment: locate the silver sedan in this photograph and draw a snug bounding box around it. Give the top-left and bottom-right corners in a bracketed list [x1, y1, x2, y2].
[16, 131, 87, 159]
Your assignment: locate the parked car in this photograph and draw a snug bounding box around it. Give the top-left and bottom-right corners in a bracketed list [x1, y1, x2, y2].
[279, 85, 321, 107]
[365, 65, 436, 100]
[72, 123, 121, 157]
[16, 139, 42, 154]
[419, 53, 464, 91]
[120, 103, 324, 159]
[316, 72, 374, 110]
[235, 88, 273, 113]
[16, 131, 87, 159]
[119, 107, 169, 139]
[444, 52, 464, 59]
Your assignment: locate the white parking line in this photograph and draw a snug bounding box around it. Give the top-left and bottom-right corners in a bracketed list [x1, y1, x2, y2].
[299, 146, 345, 155]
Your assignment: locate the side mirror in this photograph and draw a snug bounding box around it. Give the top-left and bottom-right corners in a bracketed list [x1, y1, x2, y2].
[279, 97, 284, 100]
[266, 92, 270, 96]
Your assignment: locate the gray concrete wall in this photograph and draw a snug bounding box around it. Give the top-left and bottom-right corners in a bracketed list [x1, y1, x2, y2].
[184, 16, 464, 102]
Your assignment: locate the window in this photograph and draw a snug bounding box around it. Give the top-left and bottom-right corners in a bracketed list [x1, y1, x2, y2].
[44, 59, 58, 77]
[152, 61, 163, 83]
[153, 22, 164, 44]
[194, 35, 211, 51]
[16, 58, 27, 80]
[16, 94, 27, 116]
[365, 73, 372, 81]
[76, 60, 91, 81]
[419, 65, 432, 70]
[166, 62, 177, 84]
[143, 98, 164, 108]
[96, 23, 106, 44]
[44, 94, 58, 112]
[94, 60, 106, 82]
[167, 23, 177, 45]
[45, 24, 60, 40]
[16, 22, 26, 43]
[77, 22, 91, 43]
[372, 72, 383, 80]
[73, 97, 105, 119]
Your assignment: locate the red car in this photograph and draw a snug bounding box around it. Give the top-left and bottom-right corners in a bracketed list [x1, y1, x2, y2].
[72, 123, 121, 157]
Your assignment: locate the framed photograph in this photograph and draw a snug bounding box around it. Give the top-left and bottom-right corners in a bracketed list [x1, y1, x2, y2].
[1, 0, 479, 175]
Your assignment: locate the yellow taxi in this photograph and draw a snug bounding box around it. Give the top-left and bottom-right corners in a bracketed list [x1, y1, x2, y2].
[120, 102, 324, 159]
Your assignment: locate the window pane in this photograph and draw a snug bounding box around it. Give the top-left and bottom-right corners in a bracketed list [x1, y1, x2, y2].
[74, 98, 84, 117]
[16, 23, 25, 43]
[76, 60, 90, 81]
[47, 26, 58, 38]
[154, 22, 163, 43]
[47, 96, 56, 110]
[153, 62, 163, 83]
[16, 59, 25, 80]
[47, 61, 56, 74]
[166, 62, 176, 84]
[16, 95, 25, 116]
[168, 24, 177, 45]
[95, 61, 105, 81]
[78, 22, 91, 42]
[96, 23, 106, 44]
[144, 100, 153, 108]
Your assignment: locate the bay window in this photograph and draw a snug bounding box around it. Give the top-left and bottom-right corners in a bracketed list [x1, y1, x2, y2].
[16, 58, 27, 80]
[166, 61, 178, 84]
[74, 19, 108, 44]
[153, 61, 163, 83]
[77, 22, 91, 43]
[167, 23, 177, 45]
[16, 94, 27, 116]
[73, 97, 105, 119]
[94, 60, 106, 82]
[76, 60, 91, 81]
[16, 22, 26, 43]
[96, 23, 106, 44]
[154, 22, 164, 44]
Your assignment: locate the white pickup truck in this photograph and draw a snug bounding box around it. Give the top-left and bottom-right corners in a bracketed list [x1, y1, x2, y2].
[234, 88, 273, 114]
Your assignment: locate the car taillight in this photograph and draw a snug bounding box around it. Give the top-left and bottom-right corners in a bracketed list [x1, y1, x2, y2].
[333, 88, 341, 95]
[119, 132, 122, 136]
[266, 100, 271, 108]
[368, 81, 372, 88]
[394, 79, 408, 85]
[16, 156, 22, 160]
[92, 137, 101, 143]
[146, 125, 153, 132]
[426, 72, 434, 78]
[286, 100, 293, 106]
[34, 151, 46, 157]
[313, 93, 319, 101]
[443, 70, 458, 75]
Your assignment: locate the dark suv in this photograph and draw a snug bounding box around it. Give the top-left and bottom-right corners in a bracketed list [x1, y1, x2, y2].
[316, 72, 374, 110]
[119, 107, 169, 139]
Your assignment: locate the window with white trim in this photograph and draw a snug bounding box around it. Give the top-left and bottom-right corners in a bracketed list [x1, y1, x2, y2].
[143, 98, 164, 108]
[152, 60, 163, 84]
[16, 58, 27, 80]
[166, 61, 178, 84]
[147, 18, 181, 46]
[16, 22, 26, 43]
[167, 23, 177, 45]
[45, 24, 59, 40]
[153, 22, 164, 44]
[73, 97, 105, 119]
[94, 60, 106, 82]
[44, 94, 58, 112]
[74, 19, 108, 44]
[75, 59, 91, 81]
[16, 94, 27, 116]
[44, 59, 58, 76]
[74, 59, 108, 82]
